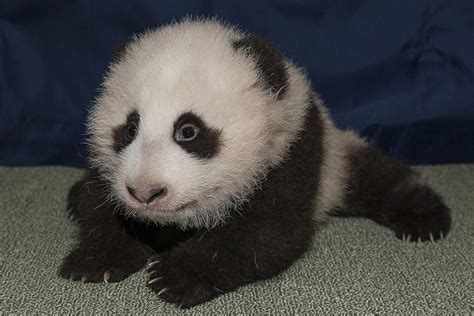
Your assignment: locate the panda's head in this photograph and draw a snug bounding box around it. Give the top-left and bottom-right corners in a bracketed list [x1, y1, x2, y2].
[87, 19, 312, 228]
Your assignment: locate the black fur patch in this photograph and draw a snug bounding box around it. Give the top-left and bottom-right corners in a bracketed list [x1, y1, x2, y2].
[112, 111, 140, 153]
[60, 169, 154, 283]
[61, 169, 195, 282]
[333, 145, 451, 241]
[173, 112, 221, 159]
[233, 35, 288, 98]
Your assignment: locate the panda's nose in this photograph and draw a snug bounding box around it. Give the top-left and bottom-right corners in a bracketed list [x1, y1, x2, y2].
[126, 186, 167, 204]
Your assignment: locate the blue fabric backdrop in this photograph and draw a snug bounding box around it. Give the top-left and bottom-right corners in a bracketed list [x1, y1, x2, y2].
[1, 0, 473, 166]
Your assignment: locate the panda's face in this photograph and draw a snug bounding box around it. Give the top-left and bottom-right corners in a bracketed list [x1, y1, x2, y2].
[87, 21, 309, 228]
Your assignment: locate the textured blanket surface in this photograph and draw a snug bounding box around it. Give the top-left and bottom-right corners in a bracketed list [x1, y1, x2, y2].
[0, 165, 472, 313]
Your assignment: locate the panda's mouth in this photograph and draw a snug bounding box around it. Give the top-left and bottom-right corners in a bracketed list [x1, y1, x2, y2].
[166, 201, 196, 212]
[141, 200, 196, 213]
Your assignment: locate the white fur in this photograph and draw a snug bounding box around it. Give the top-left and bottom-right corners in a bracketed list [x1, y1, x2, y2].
[312, 104, 367, 221]
[87, 19, 312, 229]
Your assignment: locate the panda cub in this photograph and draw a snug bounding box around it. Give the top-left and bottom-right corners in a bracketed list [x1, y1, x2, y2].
[60, 19, 451, 308]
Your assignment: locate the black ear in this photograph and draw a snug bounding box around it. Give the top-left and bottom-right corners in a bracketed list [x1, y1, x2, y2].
[233, 35, 288, 99]
[111, 38, 134, 63]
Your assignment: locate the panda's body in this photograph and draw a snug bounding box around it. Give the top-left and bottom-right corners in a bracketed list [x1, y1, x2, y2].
[60, 19, 451, 308]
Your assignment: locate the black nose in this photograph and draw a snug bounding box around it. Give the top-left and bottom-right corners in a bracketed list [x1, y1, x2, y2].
[126, 186, 167, 204]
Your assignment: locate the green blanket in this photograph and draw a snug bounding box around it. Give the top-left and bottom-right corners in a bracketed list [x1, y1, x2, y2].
[1, 165, 472, 313]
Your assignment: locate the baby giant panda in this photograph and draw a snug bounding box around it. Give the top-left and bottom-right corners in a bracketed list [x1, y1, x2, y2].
[60, 19, 451, 308]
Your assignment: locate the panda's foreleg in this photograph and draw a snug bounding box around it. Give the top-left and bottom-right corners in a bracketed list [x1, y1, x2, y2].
[146, 210, 314, 308]
[332, 144, 451, 242]
[65, 175, 86, 220]
[59, 169, 153, 283]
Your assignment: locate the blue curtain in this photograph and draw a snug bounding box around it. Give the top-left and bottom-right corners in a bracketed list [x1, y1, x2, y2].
[1, 0, 473, 166]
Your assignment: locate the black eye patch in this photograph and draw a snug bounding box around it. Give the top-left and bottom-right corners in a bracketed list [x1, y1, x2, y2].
[173, 112, 221, 159]
[112, 111, 140, 153]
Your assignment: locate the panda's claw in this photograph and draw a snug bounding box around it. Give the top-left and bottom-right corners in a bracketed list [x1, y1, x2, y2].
[147, 260, 160, 270]
[429, 232, 435, 243]
[103, 271, 111, 283]
[148, 277, 164, 285]
[157, 287, 169, 296]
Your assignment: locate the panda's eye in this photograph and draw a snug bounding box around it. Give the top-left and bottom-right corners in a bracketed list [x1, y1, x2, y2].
[176, 123, 199, 141]
[127, 122, 139, 139]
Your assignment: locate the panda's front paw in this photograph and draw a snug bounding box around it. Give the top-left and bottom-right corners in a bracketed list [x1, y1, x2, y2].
[59, 247, 144, 283]
[147, 254, 221, 309]
[392, 202, 451, 242]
